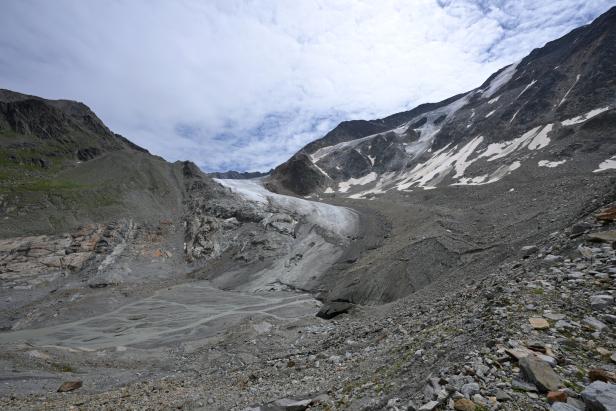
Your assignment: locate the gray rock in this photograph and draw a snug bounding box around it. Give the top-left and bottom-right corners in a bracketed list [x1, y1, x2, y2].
[270, 398, 312, 411]
[519, 355, 562, 393]
[460, 382, 480, 398]
[581, 381, 616, 411]
[521, 245, 539, 257]
[418, 401, 440, 411]
[590, 294, 614, 311]
[544, 254, 563, 263]
[512, 377, 538, 392]
[566, 397, 586, 410]
[551, 402, 583, 411]
[495, 389, 512, 401]
[572, 222, 593, 235]
[583, 317, 607, 331]
[567, 272, 585, 280]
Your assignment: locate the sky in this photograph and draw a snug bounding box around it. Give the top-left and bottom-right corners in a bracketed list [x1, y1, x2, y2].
[0, 1, 613, 172]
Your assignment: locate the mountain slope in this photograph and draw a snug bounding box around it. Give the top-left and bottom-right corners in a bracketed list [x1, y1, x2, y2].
[265, 6, 616, 305]
[267, 6, 616, 198]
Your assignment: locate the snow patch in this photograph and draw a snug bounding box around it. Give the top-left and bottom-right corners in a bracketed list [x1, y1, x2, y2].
[528, 124, 553, 150]
[312, 161, 331, 179]
[486, 110, 496, 118]
[516, 80, 537, 99]
[558, 74, 580, 107]
[593, 156, 616, 173]
[395, 136, 484, 190]
[479, 124, 552, 161]
[538, 159, 566, 168]
[488, 96, 500, 105]
[483, 61, 519, 98]
[562, 107, 610, 126]
[338, 172, 378, 193]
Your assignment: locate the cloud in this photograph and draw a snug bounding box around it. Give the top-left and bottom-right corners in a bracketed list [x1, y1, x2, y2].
[0, 0, 612, 171]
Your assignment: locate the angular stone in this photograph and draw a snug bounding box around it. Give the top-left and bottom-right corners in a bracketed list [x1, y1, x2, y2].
[529, 317, 550, 329]
[547, 390, 567, 403]
[589, 368, 616, 383]
[551, 402, 582, 411]
[62, 252, 93, 271]
[495, 389, 512, 401]
[521, 245, 538, 257]
[596, 207, 616, 222]
[454, 398, 476, 411]
[512, 377, 538, 392]
[519, 355, 562, 393]
[590, 294, 614, 310]
[418, 401, 440, 411]
[544, 313, 566, 321]
[583, 317, 607, 331]
[588, 231, 616, 243]
[57, 381, 82, 392]
[581, 381, 616, 411]
[461, 382, 480, 398]
[271, 398, 311, 410]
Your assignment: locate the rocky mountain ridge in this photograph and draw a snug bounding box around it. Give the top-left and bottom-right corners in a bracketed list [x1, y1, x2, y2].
[267, 7, 616, 198]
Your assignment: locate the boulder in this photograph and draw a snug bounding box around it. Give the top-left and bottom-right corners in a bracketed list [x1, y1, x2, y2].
[57, 380, 82, 392]
[418, 401, 440, 411]
[270, 398, 311, 411]
[529, 317, 550, 330]
[588, 231, 616, 243]
[596, 207, 616, 222]
[521, 245, 538, 257]
[519, 356, 562, 393]
[583, 317, 607, 331]
[316, 302, 354, 319]
[547, 390, 567, 403]
[461, 382, 480, 398]
[551, 402, 582, 411]
[571, 222, 593, 235]
[589, 368, 616, 383]
[590, 294, 614, 310]
[581, 381, 616, 411]
[453, 398, 476, 411]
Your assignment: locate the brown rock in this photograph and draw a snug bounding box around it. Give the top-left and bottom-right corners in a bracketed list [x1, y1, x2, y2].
[62, 252, 93, 271]
[596, 207, 616, 222]
[57, 381, 82, 392]
[454, 398, 476, 411]
[547, 390, 567, 403]
[529, 317, 550, 330]
[588, 231, 616, 243]
[589, 368, 616, 383]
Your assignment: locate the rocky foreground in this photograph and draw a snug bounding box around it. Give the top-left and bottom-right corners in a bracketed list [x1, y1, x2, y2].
[1, 204, 614, 410]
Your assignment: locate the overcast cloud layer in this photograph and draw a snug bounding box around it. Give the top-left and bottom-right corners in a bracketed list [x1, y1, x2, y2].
[0, 1, 613, 172]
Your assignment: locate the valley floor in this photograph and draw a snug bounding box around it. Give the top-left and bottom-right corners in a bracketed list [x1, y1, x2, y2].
[1, 173, 616, 411]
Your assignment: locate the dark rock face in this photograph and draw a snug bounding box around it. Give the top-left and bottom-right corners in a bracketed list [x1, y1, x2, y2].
[266, 153, 329, 195]
[0, 89, 139, 162]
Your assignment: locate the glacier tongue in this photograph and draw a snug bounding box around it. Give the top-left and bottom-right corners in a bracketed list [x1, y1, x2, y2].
[214, 178, 358, 238]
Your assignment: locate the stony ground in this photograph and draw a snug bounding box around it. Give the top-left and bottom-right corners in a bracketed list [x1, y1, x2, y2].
[1, 204, 615, 410]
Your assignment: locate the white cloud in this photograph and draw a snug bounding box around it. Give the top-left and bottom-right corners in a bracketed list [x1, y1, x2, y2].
[0, 0, 612, 171]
